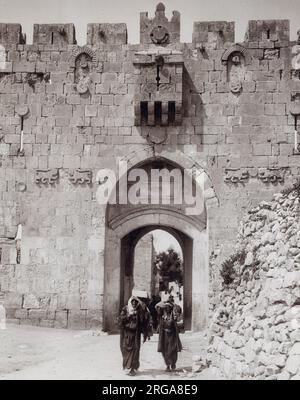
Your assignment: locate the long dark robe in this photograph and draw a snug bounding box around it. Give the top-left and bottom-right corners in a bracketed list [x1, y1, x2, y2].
[148, 296, 161, 331]
[118, 305, 151, 370]
[157, 314, 182, 368]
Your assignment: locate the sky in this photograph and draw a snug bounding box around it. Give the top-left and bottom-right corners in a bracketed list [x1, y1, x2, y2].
[0, 0, 300, 45]
[151, 229, 182, 256]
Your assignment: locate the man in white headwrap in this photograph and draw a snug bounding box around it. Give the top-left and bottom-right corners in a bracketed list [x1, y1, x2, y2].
[118, 296, 151, 376]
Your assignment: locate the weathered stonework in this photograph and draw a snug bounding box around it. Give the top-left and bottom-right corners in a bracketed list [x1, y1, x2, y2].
[33, 24, 76, 46]
[35, 169, 59, 185]
[0, 3, 299, 331]
[69, 169, 92, 185]
[133, 48, 183, 126]
[208, 189, 300, 380]
[140, 3, 180, 45]
[133, 233, 155, 295]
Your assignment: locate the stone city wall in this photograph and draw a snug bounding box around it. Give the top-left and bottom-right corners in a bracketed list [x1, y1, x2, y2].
[0, 3, 299, 328]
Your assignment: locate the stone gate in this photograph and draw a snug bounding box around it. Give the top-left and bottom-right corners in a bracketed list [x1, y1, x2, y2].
[0, 3, 299, 330]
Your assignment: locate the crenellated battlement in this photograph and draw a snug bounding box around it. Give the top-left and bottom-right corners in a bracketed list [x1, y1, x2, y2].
[245, 19, 290, 43]
[87, 23, 127, 46]
[140, 2, 180, 45]
[0, 6, 295, 49]
[33, 24, 76, 46]
[0, 23, 26, 46]
[193, 21, 235, 49]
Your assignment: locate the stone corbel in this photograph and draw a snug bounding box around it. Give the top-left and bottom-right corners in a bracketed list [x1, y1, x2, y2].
[133, 49, 184, 66]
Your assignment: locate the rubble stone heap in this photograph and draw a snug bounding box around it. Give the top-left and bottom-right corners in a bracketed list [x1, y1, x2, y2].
[208, 183, 300, 380]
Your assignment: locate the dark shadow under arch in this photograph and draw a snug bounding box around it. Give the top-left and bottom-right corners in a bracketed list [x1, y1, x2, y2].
[103, 155, 209, 333]
[121, 225, 193, 331]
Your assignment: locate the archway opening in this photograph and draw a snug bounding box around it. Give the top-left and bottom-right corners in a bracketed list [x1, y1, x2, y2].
[122, 228, 192, 331]
[120, 226, 193, 331]
[103, 156, 209, 333]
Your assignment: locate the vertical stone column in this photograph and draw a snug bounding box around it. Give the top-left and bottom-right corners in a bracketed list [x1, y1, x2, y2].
[133, 233, 154, 295]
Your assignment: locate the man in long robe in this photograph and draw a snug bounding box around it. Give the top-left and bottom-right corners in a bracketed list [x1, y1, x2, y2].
[118, 296, 151, 376]
[156, 301, 183, 372]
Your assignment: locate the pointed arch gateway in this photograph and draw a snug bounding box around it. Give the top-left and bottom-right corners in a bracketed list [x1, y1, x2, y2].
[102, 149, 217, 333]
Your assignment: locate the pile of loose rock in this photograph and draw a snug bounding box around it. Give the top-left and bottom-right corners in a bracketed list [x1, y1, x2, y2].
[207, 185, 300, 380]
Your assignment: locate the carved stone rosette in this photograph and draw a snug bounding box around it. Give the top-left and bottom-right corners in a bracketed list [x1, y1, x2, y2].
[150, 25, 169, 44]
[147, 128, 168, 145]
[15, 104, 29, 117]
[140, 3, 180, 45]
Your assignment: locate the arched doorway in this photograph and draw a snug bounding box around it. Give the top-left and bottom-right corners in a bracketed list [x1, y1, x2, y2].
[121, 226, 192, 330]
[102, 156, 209, 332]
[132, 229, 184, 317]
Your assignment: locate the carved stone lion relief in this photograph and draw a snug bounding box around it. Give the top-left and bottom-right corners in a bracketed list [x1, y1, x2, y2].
[70, 46, 98, 95]
[222, 45, 251, 94]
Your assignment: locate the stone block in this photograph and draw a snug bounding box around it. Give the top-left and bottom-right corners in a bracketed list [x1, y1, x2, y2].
[54, 104, 72, 117]
[40, 319, 54, 328]
[6, 318, 20, 325]
[68, 310, 86, 329]
[264, 104, 286, 116]
[66, 294, 81, 309]
[256, 81, 277, 92]
[28, 309, 47, 320]
[86, 310, 102, 329]
[33, 24, 76, 46]
[54, 310, 68, 329]
[140, 3, 180, 45]
[87, 24, 127, 46]
[0, 24, 25, 46]
[85, 105, 98, 117]
[23, 294, 40, 309]
[5, 292, 23, 308]
[285, 355, 300, 375]
[193, 21, 235, 47]
[245, 20, 290, 42]
[15, 309, 28, 319]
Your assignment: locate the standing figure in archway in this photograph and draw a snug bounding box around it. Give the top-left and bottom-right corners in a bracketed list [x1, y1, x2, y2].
[156, 301, 183, 372]
[148, 294, 162, 332]
[118, 296, 151, 376]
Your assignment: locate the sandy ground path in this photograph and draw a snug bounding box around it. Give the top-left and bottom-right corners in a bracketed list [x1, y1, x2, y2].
[0, 324, 221, 380]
